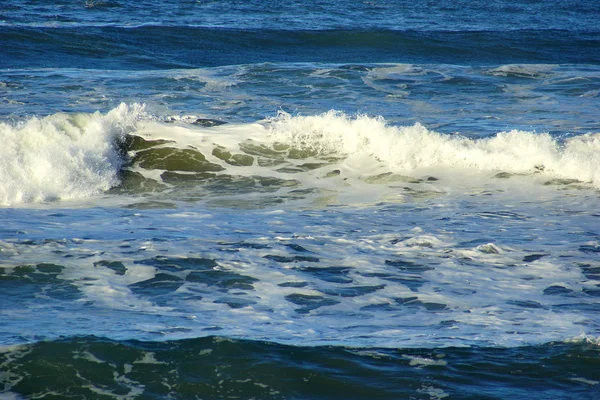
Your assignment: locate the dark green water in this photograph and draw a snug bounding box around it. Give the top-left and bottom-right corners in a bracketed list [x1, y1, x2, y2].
[2, 336, 599, 399]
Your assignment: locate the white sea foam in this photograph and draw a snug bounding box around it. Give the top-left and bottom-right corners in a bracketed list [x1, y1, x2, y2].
[564, 335, 600, 346]
[408, 356, 448, 367]
[1, 195, 597, 348]
[487, 64, 557, 79]
[5, 106, 597, 207]
[264, 110, 600, 187]
[0, 103, 143, 206]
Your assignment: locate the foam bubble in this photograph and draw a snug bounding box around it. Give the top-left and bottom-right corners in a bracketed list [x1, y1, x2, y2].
[0, 103, 143, 206]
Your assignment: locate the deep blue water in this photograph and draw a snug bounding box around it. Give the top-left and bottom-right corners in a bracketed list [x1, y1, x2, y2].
[1, 1, 600, 399]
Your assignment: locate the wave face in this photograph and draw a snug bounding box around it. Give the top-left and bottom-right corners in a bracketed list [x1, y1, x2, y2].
[83, 109, 600, 213]
[1, 336, 599, 400]
[3, 105, 599, 206]
[0, 104, 140, 206]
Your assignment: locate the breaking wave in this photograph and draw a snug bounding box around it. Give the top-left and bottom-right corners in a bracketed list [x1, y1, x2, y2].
[266, 110, 600, 185]
[0, 103, 143, 206]
[2, 105, 599, 206]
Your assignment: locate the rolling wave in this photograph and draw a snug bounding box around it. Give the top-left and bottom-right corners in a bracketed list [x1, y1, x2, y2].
[265, 110, 600, 185]
[2, 26, 599, 69]
[2, 104, 599, 206]
[1, 335, 598, 399]
[0, 104, 142, 206]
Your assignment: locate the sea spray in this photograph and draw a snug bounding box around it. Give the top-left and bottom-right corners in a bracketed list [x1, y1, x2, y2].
[0, 103, 144, 206]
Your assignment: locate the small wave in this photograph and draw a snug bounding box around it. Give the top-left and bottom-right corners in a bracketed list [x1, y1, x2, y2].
[563, 334, 600, 346]
[0, 103, 143, 206]
[486, 64, 558, 79]
[2, 27, 598, 70]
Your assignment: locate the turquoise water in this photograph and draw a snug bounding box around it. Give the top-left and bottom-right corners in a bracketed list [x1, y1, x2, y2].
[1, 1, 600, 398]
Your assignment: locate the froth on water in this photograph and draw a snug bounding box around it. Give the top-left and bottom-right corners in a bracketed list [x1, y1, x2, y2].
[4, 103, 599, 208]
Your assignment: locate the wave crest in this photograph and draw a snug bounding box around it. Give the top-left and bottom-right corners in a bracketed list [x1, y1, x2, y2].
[0, 103, 143, 206]
[267, 110, 600, 186]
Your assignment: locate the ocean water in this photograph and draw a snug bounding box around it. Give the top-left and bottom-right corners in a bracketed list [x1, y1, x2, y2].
[1, 1, 600, 399]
